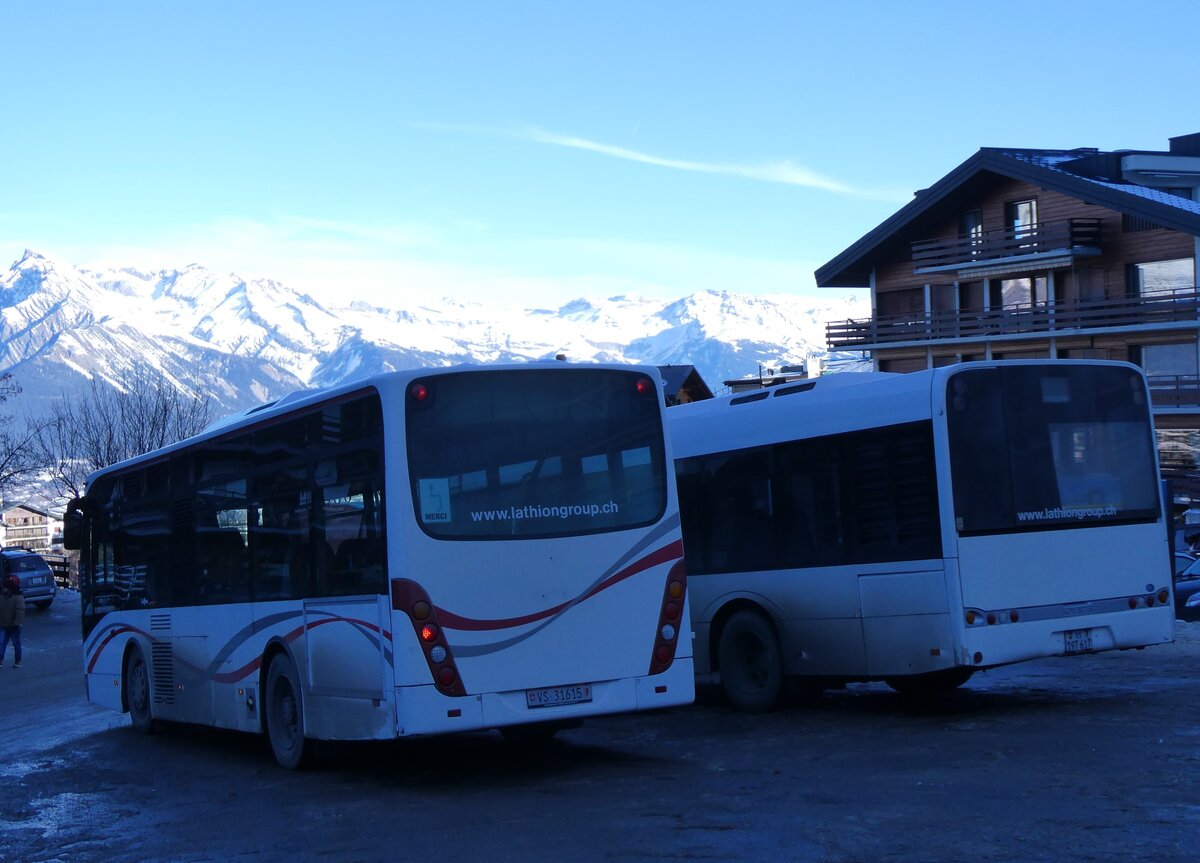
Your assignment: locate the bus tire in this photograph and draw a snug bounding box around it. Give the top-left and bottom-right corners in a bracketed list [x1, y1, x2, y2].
[717, 610, 783, 713]
[124, 644, 158, 735]
[885, 667, 974, 696]
[265, 652, 313, 770]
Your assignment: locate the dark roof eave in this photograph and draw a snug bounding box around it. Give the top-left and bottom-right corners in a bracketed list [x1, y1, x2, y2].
[814, 149, 1200, 288]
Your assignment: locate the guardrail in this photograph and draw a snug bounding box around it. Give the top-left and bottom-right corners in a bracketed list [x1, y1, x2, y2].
[911, 219, 1102, 270]
[827, 289, 1200, 349]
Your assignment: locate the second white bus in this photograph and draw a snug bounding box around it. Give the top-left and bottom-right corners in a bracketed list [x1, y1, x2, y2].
[669, 360, 1174, 710]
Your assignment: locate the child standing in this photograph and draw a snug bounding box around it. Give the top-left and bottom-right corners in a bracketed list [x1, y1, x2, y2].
[0, 574, 24, 669]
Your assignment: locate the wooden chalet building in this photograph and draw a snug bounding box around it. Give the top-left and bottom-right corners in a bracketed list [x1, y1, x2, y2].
[657, 364, 714, 406]
[816, 133, 1200, 492]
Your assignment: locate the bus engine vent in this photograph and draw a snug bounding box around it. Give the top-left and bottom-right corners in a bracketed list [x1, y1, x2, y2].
[151, 641, 175, 706]
[149, 614, 171, 631]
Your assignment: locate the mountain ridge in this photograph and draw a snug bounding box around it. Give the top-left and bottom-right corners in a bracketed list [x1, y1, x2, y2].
[0, 249, 868, 414]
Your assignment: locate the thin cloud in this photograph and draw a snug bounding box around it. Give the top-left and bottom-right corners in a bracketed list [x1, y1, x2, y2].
[417, 122, 906, 201]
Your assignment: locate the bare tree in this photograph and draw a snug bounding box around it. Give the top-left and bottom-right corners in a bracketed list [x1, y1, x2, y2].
[38, 366, 214, 499]
[0, 373, 44, 500]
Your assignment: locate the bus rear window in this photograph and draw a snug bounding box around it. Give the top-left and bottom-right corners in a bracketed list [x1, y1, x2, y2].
[406, 369, 667, 539]
[947, 365, 1160, 535]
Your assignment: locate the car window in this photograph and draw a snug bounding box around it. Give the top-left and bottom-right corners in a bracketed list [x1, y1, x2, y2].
[1182, 558, 1200, 579]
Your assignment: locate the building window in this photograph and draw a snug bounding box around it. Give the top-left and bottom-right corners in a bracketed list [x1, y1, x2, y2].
[961, 209, 983, 255]
[876, 287, 924, 320]
[1139, 343, 1198, 379]
[1132, 258, 1195, 297]
[1006, 199, 1038, 244]
[991, 276, 1048, 308]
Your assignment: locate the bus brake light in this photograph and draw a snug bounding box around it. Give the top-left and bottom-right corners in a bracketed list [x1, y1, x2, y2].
[409, 382, 429, 402]
[648, 558, 687, 676]
[636, 377, 654, 396]
[391, 578, 467, 697]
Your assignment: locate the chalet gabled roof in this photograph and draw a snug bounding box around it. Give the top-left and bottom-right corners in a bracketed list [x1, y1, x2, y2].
[657, 364, 714, 400]
[815, 146, 1200, 288]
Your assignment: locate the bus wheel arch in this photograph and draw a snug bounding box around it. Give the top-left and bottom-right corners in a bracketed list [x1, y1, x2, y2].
[122, 640, 159, 734]
[257, 639, 293, 734]
[711, 601, 785, 713]
[262, 644, 314, 769]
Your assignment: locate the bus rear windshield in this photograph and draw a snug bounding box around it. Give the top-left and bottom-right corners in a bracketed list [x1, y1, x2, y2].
[407, 369, 667, 539]
[947, 365, 1160, 535]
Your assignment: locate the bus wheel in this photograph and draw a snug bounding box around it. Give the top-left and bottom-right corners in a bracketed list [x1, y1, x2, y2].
[718, 610, 783, 713]
[124, 645, 158, 735]
[885, 668, 974, 696]
[265, 653, 313, 770]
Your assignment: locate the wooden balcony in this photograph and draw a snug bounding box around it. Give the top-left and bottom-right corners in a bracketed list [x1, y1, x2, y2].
[1148, 375, 1200, 409]
[911, 219, 1102, 273]
[826, 289, 1200, 349]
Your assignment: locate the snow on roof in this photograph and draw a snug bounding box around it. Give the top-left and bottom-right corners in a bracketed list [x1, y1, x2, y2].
[1002, 149, 1200, 217]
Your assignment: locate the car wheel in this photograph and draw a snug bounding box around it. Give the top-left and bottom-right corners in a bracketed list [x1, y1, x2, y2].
[34, 600, 52, 610]
[265, 652, 313, 770]
[124, 645, 158, 734]
[717, 609, 783, 713]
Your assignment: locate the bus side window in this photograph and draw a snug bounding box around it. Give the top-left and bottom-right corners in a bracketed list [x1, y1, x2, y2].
[196, 527, 249, 603]
[705, 450, 773, 572]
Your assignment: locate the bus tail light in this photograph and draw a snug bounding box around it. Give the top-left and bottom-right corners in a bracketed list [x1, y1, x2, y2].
[1158, 589, 1170, 605]
[391, 579, 467, 697]
[648, 559, 687, 675]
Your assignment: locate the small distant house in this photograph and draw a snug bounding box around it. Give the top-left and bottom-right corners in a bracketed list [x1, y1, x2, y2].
[658, 365, 714, 406]
[722, 364, 809, 395]
[1, 504, 52, 554]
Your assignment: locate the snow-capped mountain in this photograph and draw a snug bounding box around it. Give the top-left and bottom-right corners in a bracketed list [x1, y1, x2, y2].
[0, 249, 868, 413]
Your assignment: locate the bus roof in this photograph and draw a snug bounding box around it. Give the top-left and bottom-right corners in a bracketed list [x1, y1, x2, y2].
[85, 361, 662, 487]
[668, 359, 1145, 460]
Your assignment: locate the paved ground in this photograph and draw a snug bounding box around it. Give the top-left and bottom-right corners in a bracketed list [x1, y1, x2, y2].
[2, 592, 1198, 863]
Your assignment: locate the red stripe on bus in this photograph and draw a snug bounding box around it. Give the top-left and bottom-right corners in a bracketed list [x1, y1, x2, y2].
[210, 616, 392, 684]
[434, 539, 684, 632]
[86, 625, 146, 673]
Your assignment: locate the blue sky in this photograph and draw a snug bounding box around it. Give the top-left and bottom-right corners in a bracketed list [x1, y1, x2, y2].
[1, 1, 1196, 308]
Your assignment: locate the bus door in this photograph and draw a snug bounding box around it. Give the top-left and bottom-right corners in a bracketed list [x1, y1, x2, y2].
[302, 491, 390, 702]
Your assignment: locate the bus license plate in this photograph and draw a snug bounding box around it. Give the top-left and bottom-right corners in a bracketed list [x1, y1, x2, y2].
[526, 683, 593, 709]
[1064, 628, 1093, 654]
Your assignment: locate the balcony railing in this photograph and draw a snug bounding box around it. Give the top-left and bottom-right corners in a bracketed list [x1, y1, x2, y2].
[1148, 375, 1200, 408]
[826, 289, 1200, 349]
[911, 219, 1102, 271]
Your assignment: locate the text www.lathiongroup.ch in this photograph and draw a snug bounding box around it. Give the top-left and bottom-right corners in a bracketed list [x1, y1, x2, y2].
[470, 502, 620, 522]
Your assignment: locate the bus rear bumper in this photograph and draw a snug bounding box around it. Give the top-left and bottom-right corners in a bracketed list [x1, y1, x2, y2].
[395, 657, 695, 737]
[959, 606, 1175, 669]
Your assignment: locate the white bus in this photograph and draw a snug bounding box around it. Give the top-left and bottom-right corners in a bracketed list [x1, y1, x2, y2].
[669, 360, 1174, 711]
[67, 364, 692, 767]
